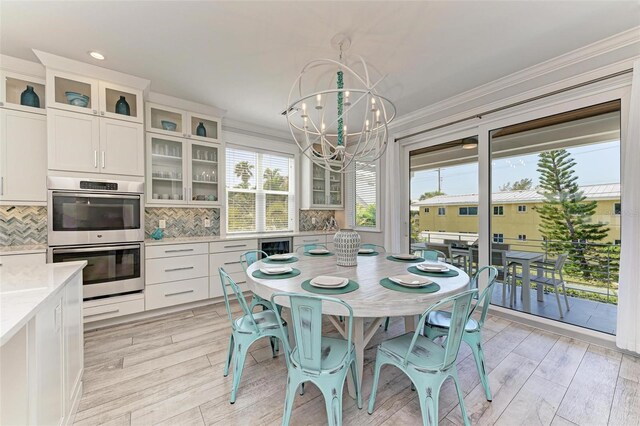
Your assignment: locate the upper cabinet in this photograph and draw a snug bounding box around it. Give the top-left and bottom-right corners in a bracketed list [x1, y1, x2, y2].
[146, 103, 220, 143]
[0, 71, 46, 115]
[47, 69, 143, 124]
[300, 157, 344, 209]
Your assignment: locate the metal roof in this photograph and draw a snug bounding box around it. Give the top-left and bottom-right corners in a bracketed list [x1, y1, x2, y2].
[412, 183, 620, 206]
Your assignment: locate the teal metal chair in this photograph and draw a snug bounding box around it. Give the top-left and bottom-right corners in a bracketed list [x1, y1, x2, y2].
[240, 250, 278, 312]
[295, 243, 329, 254]
[271, 292, 362, 426]
[219, 268, 289, 404]
[424, 265, 498, 401]
[383, 247, 447, 332]
[368, 289, 477, 426]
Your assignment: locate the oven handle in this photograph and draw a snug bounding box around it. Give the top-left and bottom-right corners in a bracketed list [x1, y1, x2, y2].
[52, 244, 141, 254]
[52, 192, 141, 200]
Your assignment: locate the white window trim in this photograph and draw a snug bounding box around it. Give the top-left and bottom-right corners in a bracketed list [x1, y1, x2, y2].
[346, 158, 382, 232]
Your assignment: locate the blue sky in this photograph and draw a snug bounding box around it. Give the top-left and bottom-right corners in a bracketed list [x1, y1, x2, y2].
[410, 141, 620, 199]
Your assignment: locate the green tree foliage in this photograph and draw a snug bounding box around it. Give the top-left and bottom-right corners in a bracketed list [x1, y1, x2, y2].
[418, 190, 444, 201]
[356, 204, 376, 227]
[263, 168, 286, 191]
[499, 178, 533, 191]
[536, 149, 609, 279]
[234, 161, 254, 189]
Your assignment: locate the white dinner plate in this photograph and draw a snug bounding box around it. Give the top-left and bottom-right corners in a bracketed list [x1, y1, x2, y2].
[417, 263, 449, 272]
[388, 274, 432, 287]
[392, 253, 419, 260]
[359, 248, 375, 254]
[259, 266, 293, 275]
[310, 276, 349, 288]
[269, 254, 294, 261]
[309, 248, 330, 255]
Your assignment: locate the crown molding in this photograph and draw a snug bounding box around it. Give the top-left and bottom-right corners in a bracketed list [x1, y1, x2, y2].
[0, 54, 45, 77]
[222, 118, 292, 144]
[147, 91, 226, 118]
[391, 26, 640, 132]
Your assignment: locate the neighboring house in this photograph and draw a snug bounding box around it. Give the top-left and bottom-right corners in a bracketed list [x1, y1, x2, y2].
[412, 183, 621, 245]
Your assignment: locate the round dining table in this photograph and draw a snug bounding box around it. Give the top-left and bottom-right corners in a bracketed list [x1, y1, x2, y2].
[246, 252, 470, 397]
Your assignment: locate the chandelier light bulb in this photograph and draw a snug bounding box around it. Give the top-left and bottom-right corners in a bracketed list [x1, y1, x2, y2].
[316, 94, 323, 110]
[370, 97, 376, 111]
[301, 102, 307, 117]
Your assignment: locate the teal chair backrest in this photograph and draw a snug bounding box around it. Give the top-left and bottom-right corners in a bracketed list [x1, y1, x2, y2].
[271, 292, 353, 375]
[469, 265, 498, 329]
[218, 267, 259, 333]
[362, 243, 386, 253]
[417, 249, 446, 262]
[240, 250, 269, 272]
[296, 244, 328, 254]
[406, 289, 477, 370]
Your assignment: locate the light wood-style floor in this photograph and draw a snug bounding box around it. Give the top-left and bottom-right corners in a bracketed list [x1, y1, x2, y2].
[75, 301, 640, 426]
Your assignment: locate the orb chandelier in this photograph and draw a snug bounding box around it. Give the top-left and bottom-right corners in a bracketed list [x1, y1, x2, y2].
[285, 35, 396, 172]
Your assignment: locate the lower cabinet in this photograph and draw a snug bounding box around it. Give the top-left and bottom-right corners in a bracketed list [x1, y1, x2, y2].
[145, 277, 209, 310]
[209, 239, 257, 299]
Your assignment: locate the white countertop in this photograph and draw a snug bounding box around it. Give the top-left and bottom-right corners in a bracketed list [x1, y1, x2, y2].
[0, 261, 86, 346]
[144, 230, 338, 246]
[0, 244, 48, 255]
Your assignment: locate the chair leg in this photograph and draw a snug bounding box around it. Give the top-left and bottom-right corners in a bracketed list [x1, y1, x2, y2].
[415, 383, 439, 426]
[230, 341, 248, 404]
[367, 354, 384, 414]
[562, 282, 570, 311]
[554, 286, 564, 318]
[270, 337, 278, 358]
[350, 359, 363, 409]
[323, 386, 342, 426]
[281, 375, 298, 426]
[465, 332, 491, 401]
[223, 334, 234, 377]
[451, 369, 471, 426]
[384, 317, 390, 331]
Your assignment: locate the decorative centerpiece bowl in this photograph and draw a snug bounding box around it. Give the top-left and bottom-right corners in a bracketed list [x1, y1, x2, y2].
[161, 120, 177, 131]
[334, 228, 361, 267]
[64, 91, 89, 107]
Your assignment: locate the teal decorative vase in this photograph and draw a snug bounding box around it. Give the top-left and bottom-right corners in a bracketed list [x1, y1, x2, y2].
[20, 85, 40, 108]
[334, 228, 361, 266]
[150, 227, 164, 240]
[196, 122, 206, 137]
[115, 96, 130, 116]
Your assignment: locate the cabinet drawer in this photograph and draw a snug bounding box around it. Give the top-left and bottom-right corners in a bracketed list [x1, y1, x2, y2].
[146, 254, 208, 284]
[210, 271, 248, 299]
[145, 277, 209, 310]
[83, 298, 144, 323]
[0, 253, 46, 267]
[146, 243, 208, 259]
[210, 252, 247, 274]
[209, 239, 257, 254]
[293, 235, 326, 247]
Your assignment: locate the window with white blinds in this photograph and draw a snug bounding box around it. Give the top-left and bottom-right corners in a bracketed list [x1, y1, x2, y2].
[226, 146, 295, 233]
[354, 160, 378, 229]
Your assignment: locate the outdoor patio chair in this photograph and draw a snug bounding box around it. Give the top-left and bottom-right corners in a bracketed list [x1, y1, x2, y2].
[424, 266, 498, 401]
[271, 292, 362, 426]
[218, 268, 289, 404]
[525, 253, 570, 318]
[368, 289, 477, 426]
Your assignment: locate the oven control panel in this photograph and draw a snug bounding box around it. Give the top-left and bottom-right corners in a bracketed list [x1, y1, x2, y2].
[80, 181, 118, 191]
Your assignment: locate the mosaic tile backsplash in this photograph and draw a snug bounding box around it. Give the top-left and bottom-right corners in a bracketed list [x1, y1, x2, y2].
[299, 210, 336, 231]
[0, 205, 48, 246]
[145, 207, 220, 238]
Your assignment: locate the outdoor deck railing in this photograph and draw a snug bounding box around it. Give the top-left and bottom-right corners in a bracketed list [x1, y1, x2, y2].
[412, 232, 619, 304]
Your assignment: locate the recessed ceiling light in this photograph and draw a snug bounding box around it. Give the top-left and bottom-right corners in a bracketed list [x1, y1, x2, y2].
[462, 137, 478, 150]
[89, 51, 105, 60]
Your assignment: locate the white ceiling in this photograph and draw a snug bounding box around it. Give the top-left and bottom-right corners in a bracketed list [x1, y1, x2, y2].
[1, 1, 638, 132]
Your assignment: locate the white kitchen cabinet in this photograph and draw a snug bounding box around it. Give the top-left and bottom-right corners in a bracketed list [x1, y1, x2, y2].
[146, 103, 220, 143]
[47, 70, 143, 124]
[63, 271, 83, 416]
[83, 293, 145, 323]
[48, 108, 143, 176]
[146, 134, 221, 206]
[300, 157, 343, 209]
[0, 70, 46, 114]
[100, 117, 144, 176]
[0, 327, 28, 425]
[0, 109, 47, 203]
[209, 239, 257, 299]
[33, 293, 64, 426]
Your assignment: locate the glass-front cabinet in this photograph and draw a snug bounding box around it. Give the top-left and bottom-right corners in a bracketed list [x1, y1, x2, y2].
[146, 134, 221, 206]
[1, 71, 46, 114]
[302, 158, 343, 209]
[146, 103, 220, 143]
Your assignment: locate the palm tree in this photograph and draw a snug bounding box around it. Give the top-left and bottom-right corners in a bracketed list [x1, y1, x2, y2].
[263, 168, 285, 191]
[234, 161, 254, 189]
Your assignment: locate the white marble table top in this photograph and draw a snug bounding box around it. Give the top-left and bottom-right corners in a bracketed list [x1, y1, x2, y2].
[246, 254, 470, 317]
[0, 261, 86, 346]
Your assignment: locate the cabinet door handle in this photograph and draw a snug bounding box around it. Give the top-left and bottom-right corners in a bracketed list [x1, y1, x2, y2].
[100, 111, 105, 116]
[94, 151, 98, 168]
[85, 309, 119, 318]
[224, 261, 241, 265]
[92, 109, 97, 115]
[101, 151, 106, 168]
[165, 266, 195, 272]
[165, 289, 195, 297]
[224, 244, 247, 248]
[165, 248, 194, 253]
